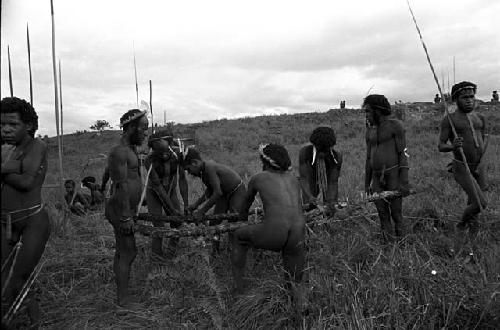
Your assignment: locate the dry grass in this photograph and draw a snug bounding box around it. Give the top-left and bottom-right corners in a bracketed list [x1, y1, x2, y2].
[12, 103, 499, 329]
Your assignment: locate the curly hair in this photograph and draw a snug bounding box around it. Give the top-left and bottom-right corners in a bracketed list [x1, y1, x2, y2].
[120, 109, 146, 131]
[81, 176, 96, 185]
[309, 127, 336, 151]
[147, 129, 174, 148]
[181, 147, 202, 166]
[260, 143, 291, 171]
[363, 94, 391, 115]
[451, 81, 476, 101]
[64, 179, 75, 187]
[0, 97, 39, 137]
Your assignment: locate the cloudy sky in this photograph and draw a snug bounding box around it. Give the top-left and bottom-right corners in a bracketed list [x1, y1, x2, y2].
[1, 0, 499, 136]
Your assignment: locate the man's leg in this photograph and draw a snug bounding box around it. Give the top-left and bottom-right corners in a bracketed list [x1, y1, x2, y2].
[146, 189, 164, 257]
[113, 230, 138, 306]
[372, 176, 393, 242]
[165, 191, 182, 258]
[385, 171, 405, 238]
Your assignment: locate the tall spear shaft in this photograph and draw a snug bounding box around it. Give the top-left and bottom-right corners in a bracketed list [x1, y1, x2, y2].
[8, 45, 13, 97]
[50, 0, 65, 198]
[133, 43, 139, 108]
[59, 59, 64, 153]
[27, 24, 33, 105]
[453, 56, 456, 84]
[406, 0, 483, 213]
[149, 80, 153, 133]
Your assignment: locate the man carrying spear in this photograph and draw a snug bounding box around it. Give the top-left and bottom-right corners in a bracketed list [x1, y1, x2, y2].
[1, 97, 51, 328]
[105, 109, 148, 310]
[438, 81, 488, 234]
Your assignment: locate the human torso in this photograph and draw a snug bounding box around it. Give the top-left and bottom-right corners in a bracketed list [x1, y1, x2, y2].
[149, 152, 180, 193]
[366, 119, 400, 171]
[201, 161, 242, 196]
[109, 145, 142, 209]
[447, 112, 484, 164]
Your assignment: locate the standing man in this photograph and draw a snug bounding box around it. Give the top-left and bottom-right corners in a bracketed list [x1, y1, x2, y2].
[299, 127, 342, 216]
[364, 94, 410, 242]
[438, 81, 488, 234]
[145, 130, 188, 259]
[105, 109, 149, 310]
[1, 97, 51, 328]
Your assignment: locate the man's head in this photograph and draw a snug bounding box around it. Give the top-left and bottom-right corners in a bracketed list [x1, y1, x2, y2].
[451, 81, 476, 113]
[363, 94, 391, 126]
[181, 148, 203, 176]
[309, 127, 336, 152]
[64, 179, 76, 194]
[120, 109, 149, 145]
[259, 144, 291, 172]
[81, 176, 96, 189]
[1, 97, 38, 145]
[148, 130, 176, 160]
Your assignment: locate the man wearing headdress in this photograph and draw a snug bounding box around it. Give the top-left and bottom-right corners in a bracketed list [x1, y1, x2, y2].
[145, 130, 188, 259]
[232, 144, 306, 317]
[105, 109, 149, 310]
[299, 127, 342, 216]
[438, 81, 488, 234]
[364, 94, 410, 242]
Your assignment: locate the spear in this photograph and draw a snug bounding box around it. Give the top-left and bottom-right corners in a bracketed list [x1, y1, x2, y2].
[406, 0, 483, 213]
[59, 59, 64, 153]
[8, 45, 13, 97]
[453, 56, 456, 84]
[50, 0, 65, 198]
[149, 79, 154, 133]
[133, 42, 139, 108]
[27, 24, 33, 105]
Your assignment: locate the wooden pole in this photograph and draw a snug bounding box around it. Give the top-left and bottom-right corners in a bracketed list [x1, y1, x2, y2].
[50, 0, 65, 198]
[27, 24, 33, 105]
[406, 0, 483, 213]
[59, 59, 64, 153]
[164, 110, 166, 126]
[133, 42, 139, 108]
[453, 56, 456, 85]
[149, 80, 153, 133]
[8, 45, 13, 97]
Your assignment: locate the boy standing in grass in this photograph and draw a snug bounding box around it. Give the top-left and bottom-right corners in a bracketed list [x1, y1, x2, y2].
[145, 130, 188, 259]
[1, 97, 51, 328]
[299, 126, 342, 216]
[438, 81, 488, 234]
[105, 109, 149, 310]
[232, 144, 305, 315]
[364, 94, 410, 242]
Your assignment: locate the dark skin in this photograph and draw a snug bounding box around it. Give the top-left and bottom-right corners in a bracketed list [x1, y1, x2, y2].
[64, 182, 90, 215]
[145, 139, 188, 257]
[233, 163, 305, 315]
[438, 89, 487, 231]
[1, 112, 51, 328]
[298, 144, 342, 215]
[365, 105, 409, 240]
[82, 182, 104, 207]
[104, 115, 149, 308]
[184, 159, 246, 221]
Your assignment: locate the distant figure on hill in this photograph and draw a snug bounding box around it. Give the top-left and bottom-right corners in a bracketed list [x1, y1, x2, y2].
[64, 179, 91, 215]
[232, 144, 305, 317]
[438, 81, 488, 235]
[492, 91, 499, 102]
[81, 176, 104, 208]
[298, 127, 342, 217]
[145, 130, 188, 259]
[181, 147, 247, 254]
[364, 94, 410, 243]
[434, 94, 441, 103]
[340, 100, 346, 109]
[104, 109, 149, 311]
[1, 97, 51, 328]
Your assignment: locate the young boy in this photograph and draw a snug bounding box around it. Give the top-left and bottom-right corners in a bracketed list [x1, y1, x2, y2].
[1, 97, 51, 328]
[64, 179, 91, 215]
[232, 144, 305, 314]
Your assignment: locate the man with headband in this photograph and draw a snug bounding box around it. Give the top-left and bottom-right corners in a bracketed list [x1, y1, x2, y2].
[299, 126, 342, 216]
[364, 94, 410, 243]
[438, 81, 488, 235]
[105, 109, 148, 311]
[232, 144, 306, 318]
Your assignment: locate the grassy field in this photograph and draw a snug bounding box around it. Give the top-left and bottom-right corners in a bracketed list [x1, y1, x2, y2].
[17, 103, 500, 329]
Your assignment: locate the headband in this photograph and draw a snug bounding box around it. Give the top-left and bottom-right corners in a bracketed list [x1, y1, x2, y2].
[119, 110, 147, 128]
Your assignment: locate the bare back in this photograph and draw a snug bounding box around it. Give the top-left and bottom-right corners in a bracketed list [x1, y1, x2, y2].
[202, 160, 242, 195]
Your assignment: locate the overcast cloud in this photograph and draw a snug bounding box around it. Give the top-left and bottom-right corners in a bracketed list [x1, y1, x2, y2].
[1, 0, 499, 136]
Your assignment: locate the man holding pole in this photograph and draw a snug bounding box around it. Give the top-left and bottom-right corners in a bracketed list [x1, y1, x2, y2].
[105, 109, 148, 310]
[438, 81, 488, 234]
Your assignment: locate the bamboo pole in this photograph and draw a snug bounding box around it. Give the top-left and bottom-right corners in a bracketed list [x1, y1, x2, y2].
[8, 45, 13, 97]
[453, 56, 456, 84]
[133, 42, 139, 108]
[59, 59, 63, 153]
[149, 80, 153, 133]
[50, 0, 65, 198]
[27, 24, 33, 105]
[164, 110, 166, 126]
[406, 0, 483, 213]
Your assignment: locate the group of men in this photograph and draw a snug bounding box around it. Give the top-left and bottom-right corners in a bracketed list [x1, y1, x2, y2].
[0, 80, 489, 327]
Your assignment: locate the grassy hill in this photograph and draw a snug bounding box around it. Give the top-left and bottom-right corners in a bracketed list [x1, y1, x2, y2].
[30, 103, 500, 329]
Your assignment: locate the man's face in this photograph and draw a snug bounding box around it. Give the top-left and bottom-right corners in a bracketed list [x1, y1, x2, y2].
[1, 112, 31, 145]
[456, 89, 476, 113]
[184, 159, 202, 176]
[152, 139, 174, 160]
[65, 183, 74, 194]
[130, 116, 149, 145]
[364, 104, 377, 126]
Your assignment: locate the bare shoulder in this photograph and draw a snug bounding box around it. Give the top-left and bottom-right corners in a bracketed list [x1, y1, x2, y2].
[389, 118, 405, 132]
[28, 138, 48, 155]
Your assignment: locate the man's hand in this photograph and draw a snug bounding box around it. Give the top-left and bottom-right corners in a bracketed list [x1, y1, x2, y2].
[452, 137, 464, 150]
[118, 218, 134, 235]
[365, 185, 373, 196]
[192, 210, 204, 223]
[186, 204, 197, 214]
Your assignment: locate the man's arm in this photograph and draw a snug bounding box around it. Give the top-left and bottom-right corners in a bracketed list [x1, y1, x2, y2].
[239, 176, 258, 222]
[100, 166, 110, 193]
[197, 164, 222, 214]
[365, 132, 373, 194]
[108, 147, 132, 220]
[298, 147, 316, 203]
[178, 165, 189, 212]
[394, 122, 409, 194]
[438, 117, 454, 152]
[2, 141, 46, 191]
[146, 157, 181, 215]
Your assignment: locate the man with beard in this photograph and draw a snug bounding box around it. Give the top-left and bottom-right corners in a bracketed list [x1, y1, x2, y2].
[299, 126, 342, 217]
[105, 109, 149, 310]
[1, 97, 51, 329]
[145, 131, 188, 259]
[364, 94, 410, 242]
[438, 81, 488, 234]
